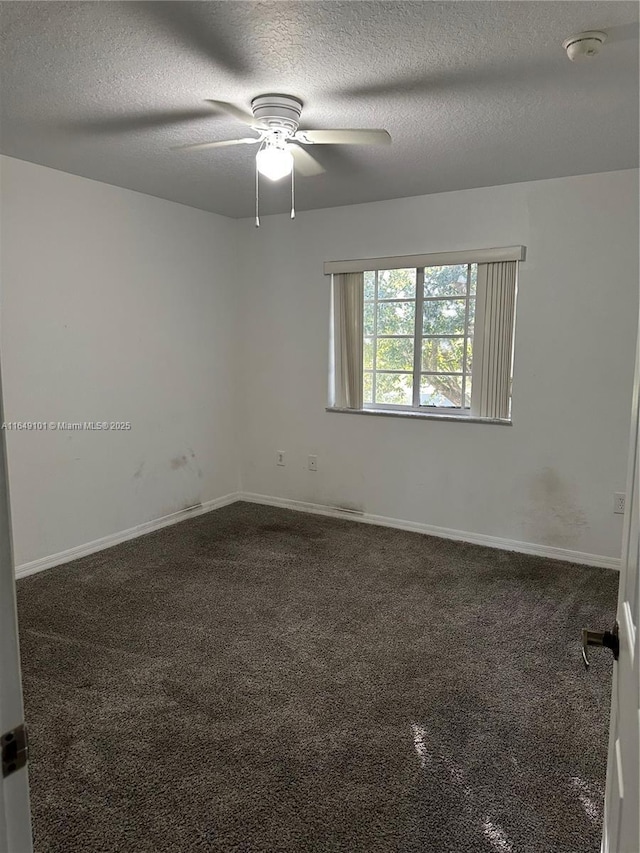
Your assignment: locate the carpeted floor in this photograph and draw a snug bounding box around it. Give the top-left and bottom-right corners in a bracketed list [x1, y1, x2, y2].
[17, 502, 617, 853]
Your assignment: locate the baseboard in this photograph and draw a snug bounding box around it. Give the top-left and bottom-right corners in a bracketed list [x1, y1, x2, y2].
[239, 492, 621, 571]
[15, 488, 620, 578]
[15, 492, 240, 579]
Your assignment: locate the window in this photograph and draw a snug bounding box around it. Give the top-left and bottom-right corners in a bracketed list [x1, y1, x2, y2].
[363, 264, 476, 412]
[328, 246, 523, 422]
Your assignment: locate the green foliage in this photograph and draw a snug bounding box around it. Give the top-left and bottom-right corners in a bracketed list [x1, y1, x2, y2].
[364, 371, 373, 403]
[423, 299, 467, 336]
[364, 270, 376, 300]
[364, 303, 375, 336]
[379, 338, 414, 371]
[375, 372, 413, 405]
[377, 302, 415, 335]
[363, 265, 476, 408]
[369, 337, 414, 371]
[363, 337, 374, 370]
[422, 338, 464, 373]
[378, 268, 416, 300]
[421, 376, 472, 408]
[424, 264, 473, 297]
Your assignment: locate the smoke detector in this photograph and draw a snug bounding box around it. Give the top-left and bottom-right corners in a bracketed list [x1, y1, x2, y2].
[562, 31, 607, 61]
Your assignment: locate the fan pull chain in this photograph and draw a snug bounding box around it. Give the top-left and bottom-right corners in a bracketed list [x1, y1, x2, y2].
[255, 157, 260, 228]
[290, 163, 295, 220]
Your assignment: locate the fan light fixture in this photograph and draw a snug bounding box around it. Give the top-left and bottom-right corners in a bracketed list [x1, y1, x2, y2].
[256, 140, 293, 181]
[172, 94, 392, 227]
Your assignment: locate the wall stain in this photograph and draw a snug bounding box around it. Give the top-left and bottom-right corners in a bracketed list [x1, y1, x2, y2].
[188, 448, 204, 478]
[133, 462, 145, 479]
[171, 449, 203, 478]
[524, 467, 588, 548]
[170, 455, 189, 470]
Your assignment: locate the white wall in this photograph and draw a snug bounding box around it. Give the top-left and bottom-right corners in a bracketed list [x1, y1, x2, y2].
[1, 161, 637, 569]
[236, 170, 639, 562]
[0, 156, 239, 567]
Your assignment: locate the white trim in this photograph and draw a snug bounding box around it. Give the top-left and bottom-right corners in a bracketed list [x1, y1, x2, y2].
[328, 406, 511, 425]
[324, 246, 526, 275]
[411, 268, 425, 407]
[15, 490, 620, 580]
[239, 492, 620, 570]
[15, 492, 239, 579]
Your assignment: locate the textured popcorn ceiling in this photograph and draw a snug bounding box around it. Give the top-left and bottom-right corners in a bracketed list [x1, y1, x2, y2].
[0, 1, 638, 218]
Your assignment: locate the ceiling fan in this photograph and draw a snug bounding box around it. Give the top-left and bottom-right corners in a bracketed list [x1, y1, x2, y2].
[172, 94, 392, 225]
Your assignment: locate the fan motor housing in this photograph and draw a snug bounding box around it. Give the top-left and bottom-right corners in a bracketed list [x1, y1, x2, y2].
[251, 94, 302, 134]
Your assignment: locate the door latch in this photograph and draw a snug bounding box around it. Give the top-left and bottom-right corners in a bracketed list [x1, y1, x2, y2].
[581, 622, 619, 669]
[2, 723, 28, 778]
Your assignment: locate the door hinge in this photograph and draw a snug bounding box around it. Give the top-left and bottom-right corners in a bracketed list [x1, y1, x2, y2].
[2, 723, 28, 778]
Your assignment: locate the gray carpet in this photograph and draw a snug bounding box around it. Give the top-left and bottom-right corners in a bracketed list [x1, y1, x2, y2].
[17, 502, 617, 853]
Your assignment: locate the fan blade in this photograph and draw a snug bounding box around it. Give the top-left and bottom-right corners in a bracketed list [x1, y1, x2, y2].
[172, 137, 261, 152]
[294, 129, 391, 146]
[205, 100, 268, 129]
[289, 144, 326, 177]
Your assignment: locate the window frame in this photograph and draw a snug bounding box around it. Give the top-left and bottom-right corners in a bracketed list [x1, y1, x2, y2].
[363, 264, 477, 417]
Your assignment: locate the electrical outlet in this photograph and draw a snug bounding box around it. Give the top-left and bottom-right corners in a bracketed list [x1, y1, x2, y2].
[277, 451, 285, 467]
[614, 492, 626, 515]
[308, 455, 318, 472]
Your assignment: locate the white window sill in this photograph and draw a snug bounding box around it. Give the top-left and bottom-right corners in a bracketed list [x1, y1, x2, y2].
[326, 406, 512, 426]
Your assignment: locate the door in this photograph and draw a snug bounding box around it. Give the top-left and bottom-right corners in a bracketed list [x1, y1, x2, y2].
[601, 322, 640, 852]
[0, 365, 33, 853]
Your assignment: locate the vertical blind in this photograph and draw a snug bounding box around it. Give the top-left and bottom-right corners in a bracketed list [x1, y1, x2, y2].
[470, 261, 517, 420]
[332, 272, 364, 409]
